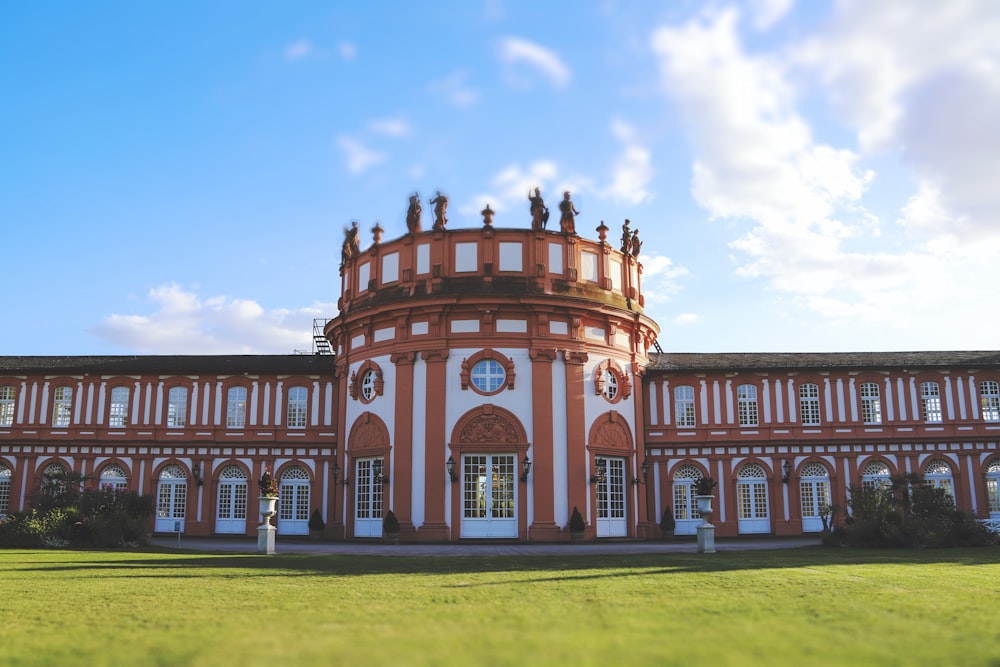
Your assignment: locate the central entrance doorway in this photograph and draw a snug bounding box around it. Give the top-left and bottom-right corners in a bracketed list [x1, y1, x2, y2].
[461, 453, 517, 538]
[595, 456, 627, 537]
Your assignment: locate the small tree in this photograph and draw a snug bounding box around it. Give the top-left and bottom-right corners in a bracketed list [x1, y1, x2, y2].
[660, 506, 676, 536]
[308, 508, 326, 532]
[568, 506, 586, 534]
[383, 509, 400, 534]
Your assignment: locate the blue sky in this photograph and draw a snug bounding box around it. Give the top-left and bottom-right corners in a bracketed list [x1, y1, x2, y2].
[3, 1, 998, 355]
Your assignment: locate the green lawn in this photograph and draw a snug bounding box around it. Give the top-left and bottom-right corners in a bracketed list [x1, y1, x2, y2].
[2, 546, 999, 666]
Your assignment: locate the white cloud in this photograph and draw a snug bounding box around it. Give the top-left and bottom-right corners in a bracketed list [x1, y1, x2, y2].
[339, 42, 357, 61]
[428, 70, 479, 107]
[673, 313, 701, 325]
[498, 37, 571, 89]
[284, 39, 312, 62]
[337, 135, 387, 174]
[92, 284, 336, 354]
[369, 117, 410, 137]
[747, 0, 793, 30]
[604, 119, 653, 204]
[462, 161, 560, 218]
[650, 4, 1000, 346]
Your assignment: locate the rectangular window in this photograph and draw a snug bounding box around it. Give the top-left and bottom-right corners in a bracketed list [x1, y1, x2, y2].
[799, 383, 821, 426]
[167, 387, 187, 427]
[921, 381, 942, 423]
[381, 252, 399, 284]
[498, 242, 523, 272]
[287, 387, 308, 429]
[227, 387, 247, 428]
[860, 382, 882, 424]
[455, 242, 478, 272]
[981, 381, 1000, 422]
[109, 386, 129, 427]
[737, 384, 758, 426]
[580, 251, 598, 282]
[52, 387, 73, 427]
[0, 386, 15, 427]
[674, 385, 696, 428]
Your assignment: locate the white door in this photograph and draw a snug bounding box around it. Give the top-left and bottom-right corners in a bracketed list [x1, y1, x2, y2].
[596, 456, 627, 538]
[461, 454, 517, 538]
[216, 465, 248, 534]
[672, 465, 703, 535]
[799, 462, 831, 533]
[155, 464, 187, 533]
[278, 466, 310, 536]
[737, 463, 770, 534]
[354, 457, 384, 538]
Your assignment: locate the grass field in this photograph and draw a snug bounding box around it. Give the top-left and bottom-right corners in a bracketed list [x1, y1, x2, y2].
[2, 546, 999, 666]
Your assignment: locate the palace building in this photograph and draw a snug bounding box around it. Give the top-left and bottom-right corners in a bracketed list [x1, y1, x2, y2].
[2, 206, 999, 541]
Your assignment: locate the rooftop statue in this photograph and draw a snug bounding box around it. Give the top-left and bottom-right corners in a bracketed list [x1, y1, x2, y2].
[559, 191, 579, 235]
[481, 203, 495, 227]
[630, 229, 642, 258]
[430, 190, 448, 230]
[621, 219, 632, 254]
[406, 193, 422, 234]
[529, 187, 549, 231]
[342, 221, 360, 266]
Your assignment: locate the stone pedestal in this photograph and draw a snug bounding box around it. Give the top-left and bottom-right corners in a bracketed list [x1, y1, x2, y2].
[257, 524, 276, 555]
[696, 522, 716, 554]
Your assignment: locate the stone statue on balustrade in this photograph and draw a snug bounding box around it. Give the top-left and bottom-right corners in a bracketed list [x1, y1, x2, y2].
[430, 190, 448, 231]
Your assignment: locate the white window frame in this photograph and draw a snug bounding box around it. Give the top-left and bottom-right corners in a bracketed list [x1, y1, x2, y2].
[167, 387, 187, 428]
[799, 383, 821, 426]
[981, 381, 1000, 423]
[737, 384, 758, 427]
[920, 381, 942, 423]
[52, 387, 73, 427]
[286, 386, 308, 429]
[674, 386, 696, 428]
[860, 382, 882, 425]
[471, 359, 506, 394]
[109, 386, 129, 427]
[226, 387, 247, 429]
[0, 386, 15, 427]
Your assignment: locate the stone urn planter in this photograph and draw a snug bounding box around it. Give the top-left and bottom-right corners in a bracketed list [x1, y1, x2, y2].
[258, 496, 278, 526]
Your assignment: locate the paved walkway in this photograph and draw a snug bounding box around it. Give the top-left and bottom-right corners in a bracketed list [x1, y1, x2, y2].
[151, 535, 821, 557]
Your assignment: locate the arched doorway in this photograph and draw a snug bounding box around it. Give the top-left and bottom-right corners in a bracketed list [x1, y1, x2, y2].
[278, 465, 311, 535]
[347, 413, 391, 538]
[672, 464, 704, 536]
[155, 464, 187, 533]
[450, 405, 528, 539]
[737, 462, 770, 534]
[215, 464, 248, 534]
[798, 461, 831, 533]
[589, 412, 633, 538]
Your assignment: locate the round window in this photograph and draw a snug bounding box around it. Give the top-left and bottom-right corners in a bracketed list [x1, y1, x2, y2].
[360, 369, 377, 402]
[470, 359, 506, 394]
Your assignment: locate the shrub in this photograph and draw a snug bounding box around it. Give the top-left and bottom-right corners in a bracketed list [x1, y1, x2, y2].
[660, 507, 676, 534]
[308, 508, 326, 532]
[568, 506, 586, 533]
[383, 509, 400, 534]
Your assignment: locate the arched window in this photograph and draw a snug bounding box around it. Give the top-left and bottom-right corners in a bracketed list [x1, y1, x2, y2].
[799, 462, 831, 532]
[226, 387, 248, 428]
[109, 386, 129, 427]
[799, 383, 821, 426]
[737, 384, 758, 426]
[41, 462, 71, 495]
[736, 463, 769, 533]
[99, 463, 128, 492]
[0, 463, 11, 516]
[155, 464, 187, 533]
[981, 381, 1000, 422]
[923, 459, 954, 502]
[674, 386, 696, 428]
[920, 382, 942, 423]
[859, 383, 882, 424]
[286, 386, 308, 428]
[861, 461, 891, 490]
[672, 464, 703, 528]
[216, 465, 248, 534]
[278, 466, 311, 535]
[984, 459, 1000, 516]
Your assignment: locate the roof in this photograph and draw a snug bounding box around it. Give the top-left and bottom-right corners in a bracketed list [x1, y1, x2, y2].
[647, 351, 1000, 373]
[0, 355, 334, 376]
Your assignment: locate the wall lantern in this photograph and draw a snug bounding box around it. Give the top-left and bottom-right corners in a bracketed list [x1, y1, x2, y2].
[633, 459, 649, 486]
[192, 463, 204, 486]
[782, 459, 793, 484]
[446, 455, 458, 483]
[520, 455, 532, 483]
[374, 459, 390, 485]
[590, 459, 607, 485]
